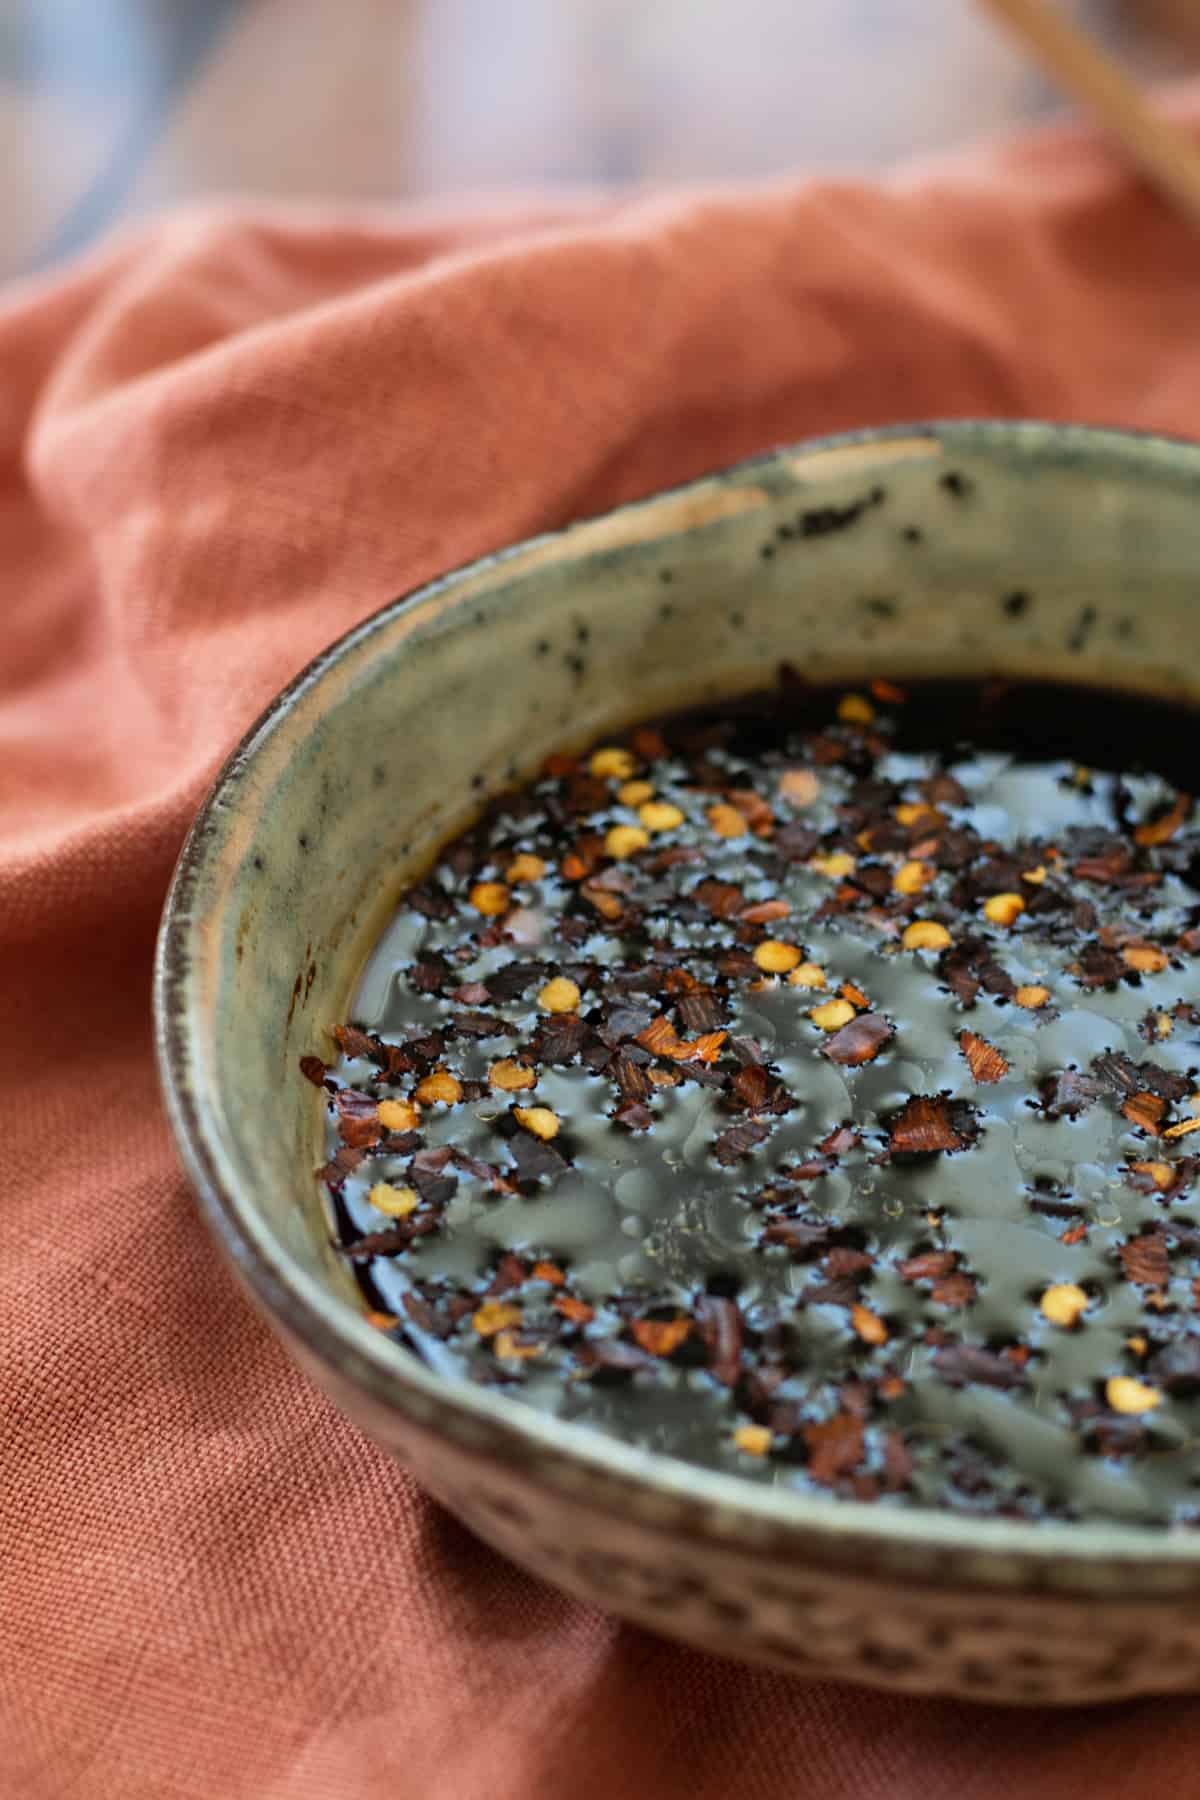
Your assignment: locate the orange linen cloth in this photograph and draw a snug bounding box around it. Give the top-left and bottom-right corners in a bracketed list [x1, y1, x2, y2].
[5, 109, 1200, 1800]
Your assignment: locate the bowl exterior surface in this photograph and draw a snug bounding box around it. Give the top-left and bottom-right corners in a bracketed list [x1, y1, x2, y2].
[157, 423, 1200, 1701]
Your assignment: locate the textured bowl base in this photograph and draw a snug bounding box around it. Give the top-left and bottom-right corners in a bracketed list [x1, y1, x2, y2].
[409, 1439, 1200, 1705]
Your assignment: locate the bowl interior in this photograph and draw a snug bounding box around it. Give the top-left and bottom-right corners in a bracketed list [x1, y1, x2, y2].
[157, 421, 1200, 1587]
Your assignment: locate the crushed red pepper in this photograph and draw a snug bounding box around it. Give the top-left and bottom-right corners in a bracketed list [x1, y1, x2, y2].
[303, 678, 1200, 1525]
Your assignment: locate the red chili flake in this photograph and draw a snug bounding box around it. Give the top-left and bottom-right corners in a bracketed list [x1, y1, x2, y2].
[610, 1052, 652, 1101]
[732, 1064, 770, 1111]
[345, 1219, 436, 1260]
[826, 1247, 872, 1279]
[728, 788, 775, 834]
[1094, 1053, 1190, 1104]
[1060, 1221, 1089, 1246]
[334, 1088, 382, 1148]
[1122, 1091, 1165, 1134]
[486, 1252, 528, 1295]
[331, 1023, 379, 1062]
[958, 1030, 1009, 1084]
[1134, 791, 1192, 847]
[543, 751, 578, 778]
[820, 1012, 893, 1068]
[532, 1014, 588, 1063]
[888, 1095, 974, 1155]
[1040, 1069, 1104, 1119]
[921, 771, 967, 808]
[693, 877, 745, 918]
[899, 1249, 958, 1283]
[713, 1119, 772, 1165]
[637, 1015, 681, 1056]
[630, 1316, 691, 1357]
[739, 898, 791, 924]
[1119, 1232, 1169, 1288]
[1070, 943, 1125, 989]
[582, 884, 624, 921]
[555, 1294, 594, 1325]
[672, 1029, 728, 1064]
[623, 725, 661, 759]
[532, 1261, 566, 1286]
[676, 990, 725, 1034]
[695, 1295, 744, 1387]
[299, 1055, 328, 1087]
[931, 1273, 977, 1308]
[761, 1217, 834, 1255]
[819, 1125, 860, 1156]
[803, 1413, 865, 1486]
[317, 1144, 365, 1189]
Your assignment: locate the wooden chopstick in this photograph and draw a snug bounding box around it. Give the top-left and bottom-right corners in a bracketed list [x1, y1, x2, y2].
[980, 0, 1200, 225]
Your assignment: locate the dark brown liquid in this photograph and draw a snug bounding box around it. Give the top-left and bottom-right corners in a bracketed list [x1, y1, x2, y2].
[311, 680, 1200, 1525]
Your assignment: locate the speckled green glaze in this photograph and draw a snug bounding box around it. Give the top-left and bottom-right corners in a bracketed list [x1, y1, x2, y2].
[156, 423, 1200, 1703]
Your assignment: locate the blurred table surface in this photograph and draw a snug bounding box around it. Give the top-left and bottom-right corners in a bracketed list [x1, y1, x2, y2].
[2, 0, 1197, 281]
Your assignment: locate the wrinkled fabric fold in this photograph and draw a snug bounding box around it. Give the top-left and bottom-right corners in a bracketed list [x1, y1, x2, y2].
[5, 104, 1200, 1798]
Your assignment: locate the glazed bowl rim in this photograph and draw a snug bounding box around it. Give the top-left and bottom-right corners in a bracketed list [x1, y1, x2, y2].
[155, 418, 1200, 1577]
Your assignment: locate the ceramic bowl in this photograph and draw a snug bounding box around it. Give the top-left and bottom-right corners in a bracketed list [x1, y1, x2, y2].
[156, 422, 1200, 1704]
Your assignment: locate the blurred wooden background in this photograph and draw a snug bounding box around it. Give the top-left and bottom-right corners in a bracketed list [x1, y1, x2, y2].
[3, 0, 1197, 279]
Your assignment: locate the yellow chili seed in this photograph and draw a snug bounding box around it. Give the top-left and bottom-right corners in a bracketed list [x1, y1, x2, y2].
[983, 892, 1025, 927]
[753, 940, 803, 974]
[1127, 1335, 1148, 1356]
[537, 976, 581, 1013]
[1039, 1283, 1088, 1328]
[810, 851, 856, 879]
[1132, 1161, 1174, 1191]
[902, 920, 952, 952]
[851, 1304, 888, 1346]
[708, 803, 747, 839]
[605, 824, 650, 860]
[1163, 1116, 1200, 1140]
[837, 693, 875, 724]
[895, 801, 937, 827]
[488, 1059, 536, 1092]
[590, 747, 636, 780]
[1015, 984, 1050, 1010]
[415, 1069, 462, 1106]
[638, 800, 685, 833]
[1123, 944, 1169, 975]
[787, 962, 827, 988]
[617, 779, 655, 807]
[811, 997, 856, 1032]
[365, 1311, 399, 1330]
[377, 1098, 420, 1132]
[894, 859, 936, 896]
[1157, 1013, 1174, 1040]
[505, 853, 546, 884]
[513, 1105, 560, 1141]
[472, 1301, 523, 1338]
[469, 881, 511, 916]
[733, 1424, 773, 1457]
[1106, 1376, 1162, 1414]
[368, 1182, 419, 1219]
[1022, 866, 1047, 885]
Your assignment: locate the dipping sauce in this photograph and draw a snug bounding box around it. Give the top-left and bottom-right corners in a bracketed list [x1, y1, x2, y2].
[302, 678, 1200, 1524]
